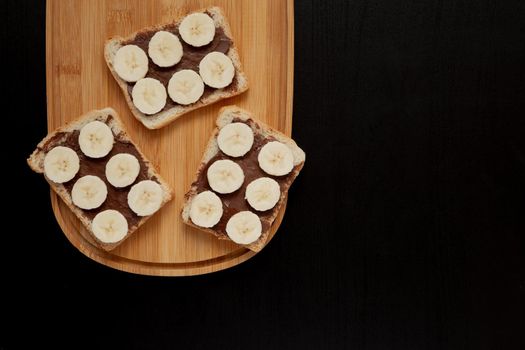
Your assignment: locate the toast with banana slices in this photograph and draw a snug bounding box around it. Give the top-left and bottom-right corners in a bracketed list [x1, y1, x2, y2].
[181, 106, 306, 252]
[27, 108, 173, 251]
[104, 6, 248, 129]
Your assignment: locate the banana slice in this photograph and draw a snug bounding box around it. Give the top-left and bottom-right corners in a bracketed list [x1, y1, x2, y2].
[189, 191, 223, 228]
[199, 52, 235, 88]
[71, 175, 108, 210]
[105, 153, 140, 188]
[43, 146, 80, 183]
[217, 122, 254, 157]
[179, 13, 215, 47]
[245, 177, 281, 211]
[167, 69, 204, 105]
[78, 120, 114, 158]
[148, 31, 183, 67]
[92, 209, 128, 243]
[132, 78, 167, 115]
[127, 180, 163, 216]
[258, 141, 294, 176]
[207, 159, 244, 194]
[226, 211, 262, 245]
[113, 45, 149, 82]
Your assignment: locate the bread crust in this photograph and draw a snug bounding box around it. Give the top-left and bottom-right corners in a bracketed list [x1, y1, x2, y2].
[27, 108, 173, 251]
[104, 6, 249, 129]
[181, 106, 305, 252]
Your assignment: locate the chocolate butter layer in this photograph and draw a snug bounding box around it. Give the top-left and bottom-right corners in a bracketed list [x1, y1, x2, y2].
[191, 119, 301, 237]
[41, 117, 157, 229]
[123, 14, 236, 112]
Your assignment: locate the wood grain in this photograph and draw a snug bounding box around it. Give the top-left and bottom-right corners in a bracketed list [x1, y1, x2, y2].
[45, 0, 294, 276]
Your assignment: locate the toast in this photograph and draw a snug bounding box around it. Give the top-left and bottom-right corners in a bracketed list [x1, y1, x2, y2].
[181, 106, 305, 252]
[104, 6, 248, 130]
[27, 108, 173, 251]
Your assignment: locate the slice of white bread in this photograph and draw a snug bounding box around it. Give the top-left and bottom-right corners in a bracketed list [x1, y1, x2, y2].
[181, 106, 306, 252]
[27, 108, 173, 251]
[104, 6, 248, 130]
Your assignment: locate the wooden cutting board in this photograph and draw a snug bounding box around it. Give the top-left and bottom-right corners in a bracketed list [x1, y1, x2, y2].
[45, 0, 294, 276]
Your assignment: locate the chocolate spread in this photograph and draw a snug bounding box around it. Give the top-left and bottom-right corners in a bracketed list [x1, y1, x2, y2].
[191, 119, 301, 237]
[41, 117, 157, 229]
[123, 13, 236, 112]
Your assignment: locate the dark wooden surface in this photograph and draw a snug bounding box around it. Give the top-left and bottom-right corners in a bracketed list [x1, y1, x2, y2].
[4, 0, 525, 348]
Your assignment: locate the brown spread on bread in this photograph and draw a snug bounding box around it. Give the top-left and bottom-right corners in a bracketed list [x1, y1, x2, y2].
[190, 118, 302, 237]
[123, 15, 236, 112]
[40, 116, 158, 229]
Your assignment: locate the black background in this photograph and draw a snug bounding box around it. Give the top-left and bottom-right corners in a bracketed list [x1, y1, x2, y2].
[3, 0, 525, 348]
